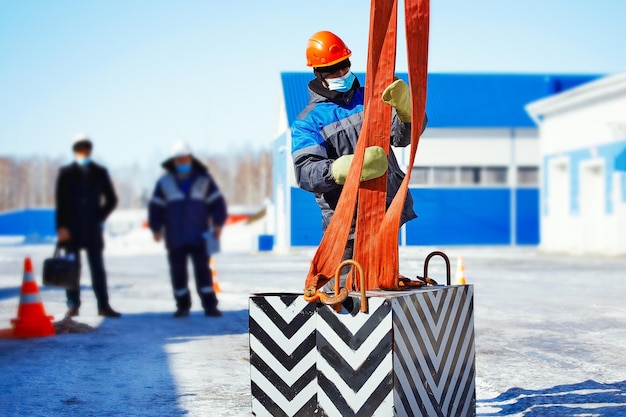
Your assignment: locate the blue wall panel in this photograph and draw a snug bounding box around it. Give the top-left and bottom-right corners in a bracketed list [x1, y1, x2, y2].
[290, 188, 323, 246]
[290, 187, 539, 246]
[0, 209, 56, 238]
[281, 73, 599, 128]
[406, 189, 511, 245]
[516, 189, 539, 245]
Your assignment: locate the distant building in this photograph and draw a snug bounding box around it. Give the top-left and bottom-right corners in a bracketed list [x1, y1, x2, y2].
[527, 71, 626, 255]
[273, 72, 598, 250]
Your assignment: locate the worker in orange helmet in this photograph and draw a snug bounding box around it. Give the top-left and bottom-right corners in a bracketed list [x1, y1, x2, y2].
[292, 31, 427, 290]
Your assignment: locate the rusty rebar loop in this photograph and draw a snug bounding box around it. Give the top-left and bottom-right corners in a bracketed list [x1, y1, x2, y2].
[423, 251, 451, 286]
[334, 260, 368, 313]
[304, 260, 368, 314]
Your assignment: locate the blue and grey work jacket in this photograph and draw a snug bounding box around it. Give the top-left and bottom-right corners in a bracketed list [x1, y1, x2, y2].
[148, 158, 227, 250]
[291, 78, 424, 234]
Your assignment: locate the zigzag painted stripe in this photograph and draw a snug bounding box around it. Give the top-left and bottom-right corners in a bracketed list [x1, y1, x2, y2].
[317, 329, 392, 391]
[250, 295, 318, 417]
[452, 339, 475, 417]
[250, 335, 316, 389]
[318, 350, 393, 415]
[317, 300, 391, 351]
[251, 383, 318, 417]
[317, 307, 392, 371]
[395, 287, 472, 389]
[393, 286, 476, 417]
[249, 302, 315, 356]
[394, 287, 475, 415]
[317, 298, 394, 416]
[249, 319, 316, 371]
[251, 296, 316, 338]
[318, 373, 394, 417]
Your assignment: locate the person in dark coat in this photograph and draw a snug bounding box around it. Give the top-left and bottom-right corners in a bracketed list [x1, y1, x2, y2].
[148, 140, 227, 318]
[55, 133, 121, 317]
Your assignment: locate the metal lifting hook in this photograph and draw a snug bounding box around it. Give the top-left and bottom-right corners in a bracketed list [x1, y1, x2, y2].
[422, 251, 451, 286]
[303, 260, 368, 313]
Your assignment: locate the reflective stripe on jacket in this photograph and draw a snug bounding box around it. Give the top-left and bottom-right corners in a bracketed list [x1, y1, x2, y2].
[148, 159, 227, 249]
[291, 82, 423, 233]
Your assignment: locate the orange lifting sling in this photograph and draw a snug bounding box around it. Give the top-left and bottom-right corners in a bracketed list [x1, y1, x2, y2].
[303, 0, 429, 299]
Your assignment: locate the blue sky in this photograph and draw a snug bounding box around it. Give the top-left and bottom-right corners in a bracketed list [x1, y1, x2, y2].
[1, 0, 624, 168]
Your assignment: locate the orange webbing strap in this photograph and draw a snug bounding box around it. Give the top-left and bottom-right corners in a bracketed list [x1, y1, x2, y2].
[303, 0, 429, 295]
[377, 0, 430, 289]
[352, 0, 398, 291]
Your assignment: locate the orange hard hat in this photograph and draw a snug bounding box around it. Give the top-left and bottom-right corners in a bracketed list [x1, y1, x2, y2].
[306, 31, 352, 68]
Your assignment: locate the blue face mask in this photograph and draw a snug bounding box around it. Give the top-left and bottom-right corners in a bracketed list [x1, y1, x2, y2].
[326, 72, 356, 92]
[176, 163, 192, 175]
[75, 156, 91, 166]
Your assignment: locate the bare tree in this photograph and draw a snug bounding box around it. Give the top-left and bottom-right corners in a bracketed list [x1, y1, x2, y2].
[0, 148, 273, 211]
[200, 148, 272, 207]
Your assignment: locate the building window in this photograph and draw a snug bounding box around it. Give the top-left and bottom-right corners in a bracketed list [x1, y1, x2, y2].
[410, 167, 430, 185]
[460, 167, 481, 185]
[484, 167, 508, 185]
[433, 167, 456, 185]
[517, 166, 538, 185]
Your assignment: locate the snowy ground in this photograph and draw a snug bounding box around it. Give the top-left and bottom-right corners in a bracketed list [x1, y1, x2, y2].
[1, 223, 626, 416]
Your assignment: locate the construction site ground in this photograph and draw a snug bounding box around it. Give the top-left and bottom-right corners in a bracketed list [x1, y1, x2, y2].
[1, 226, 625, 416]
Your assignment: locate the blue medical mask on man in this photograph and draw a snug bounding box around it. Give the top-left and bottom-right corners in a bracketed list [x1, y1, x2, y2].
[326, 71, 356, 92]
[176, 163, 192, 175]
[75, 155, 91, 166]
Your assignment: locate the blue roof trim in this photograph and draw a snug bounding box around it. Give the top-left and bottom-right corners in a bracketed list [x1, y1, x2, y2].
[281, 72, 600, 128]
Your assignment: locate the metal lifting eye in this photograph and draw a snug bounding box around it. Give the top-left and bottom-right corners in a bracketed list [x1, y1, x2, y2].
[303, 260, 368, 314]
[422, 251, 450, 286]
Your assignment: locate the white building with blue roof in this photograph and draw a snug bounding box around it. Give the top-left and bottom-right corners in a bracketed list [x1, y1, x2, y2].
[273, 72, 598, 250]
[527, 71, 626, 255]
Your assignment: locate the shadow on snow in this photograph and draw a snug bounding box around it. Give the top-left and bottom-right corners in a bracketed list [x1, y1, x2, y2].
[0, 285, 93, 301]
[478, 380, 626, 416]
[0, 310, 249, 417]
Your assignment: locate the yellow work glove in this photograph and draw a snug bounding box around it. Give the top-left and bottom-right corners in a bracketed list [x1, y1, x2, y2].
[382, 79, 411, 122]
[331, 146, 388, 185]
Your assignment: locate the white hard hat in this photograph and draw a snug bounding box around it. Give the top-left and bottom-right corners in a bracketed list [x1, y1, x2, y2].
[171, 140, 192, 158]
[73, 132, 90, 143]
[72, 132, 92, 150]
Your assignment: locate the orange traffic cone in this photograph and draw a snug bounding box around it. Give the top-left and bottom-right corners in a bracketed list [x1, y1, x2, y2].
[210, 258, 221, 293]
[10, 258, 55, 338]
[455, 255, 467, 285]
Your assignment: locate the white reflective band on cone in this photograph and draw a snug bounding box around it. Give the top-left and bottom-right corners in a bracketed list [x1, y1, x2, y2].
[20, 293, 42, 304]
[23, 272, 35, 283]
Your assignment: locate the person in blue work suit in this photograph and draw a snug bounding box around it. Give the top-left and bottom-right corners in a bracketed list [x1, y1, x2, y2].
[149, 140, 227, 317]
[291, 31, 426, 289]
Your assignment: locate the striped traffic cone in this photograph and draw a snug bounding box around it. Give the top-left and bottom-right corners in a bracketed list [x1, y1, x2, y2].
[10, 258, 55, 338]
[455, 255, 467, 285]
[210, 258, 221, 293]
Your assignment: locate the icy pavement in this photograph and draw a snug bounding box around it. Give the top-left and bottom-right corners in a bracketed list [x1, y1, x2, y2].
[1, 232, 626, 416]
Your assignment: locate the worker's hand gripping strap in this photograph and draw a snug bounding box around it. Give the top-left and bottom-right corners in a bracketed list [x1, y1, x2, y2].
[304, 0, 429, 295]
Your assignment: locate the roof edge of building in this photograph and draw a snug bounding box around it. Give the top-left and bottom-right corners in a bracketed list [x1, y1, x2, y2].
[526, 71, 626, 123]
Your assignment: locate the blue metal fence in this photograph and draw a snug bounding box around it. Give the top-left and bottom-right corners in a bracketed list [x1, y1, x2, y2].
[0, 208, 56, 239]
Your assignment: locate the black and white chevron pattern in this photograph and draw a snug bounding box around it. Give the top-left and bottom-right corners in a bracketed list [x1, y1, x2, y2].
[249, 294, 318, 417]
[249, 286, 475, 417]
[316, 297, 394, 417]
[393, 286, 476, 417]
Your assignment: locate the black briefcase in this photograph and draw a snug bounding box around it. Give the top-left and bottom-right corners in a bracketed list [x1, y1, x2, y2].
[42, 246, 81, 289]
